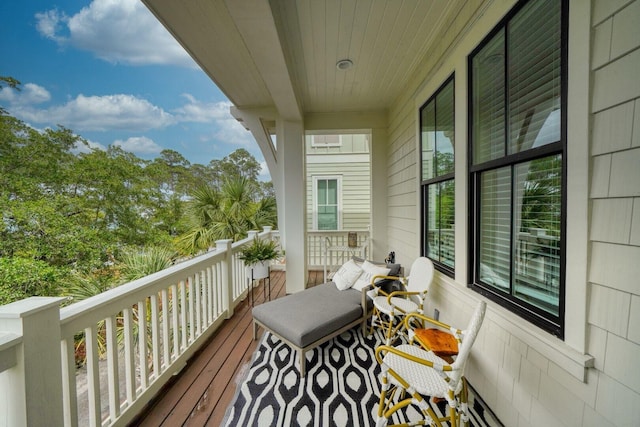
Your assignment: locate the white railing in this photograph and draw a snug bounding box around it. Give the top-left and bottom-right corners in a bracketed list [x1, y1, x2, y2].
[0, 227, 277, 427]
[307, 230, 370, 282]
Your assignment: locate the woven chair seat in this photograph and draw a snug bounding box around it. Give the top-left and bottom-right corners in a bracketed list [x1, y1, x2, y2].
[382, 344, 461, 397]
[373, 295, 417, 315]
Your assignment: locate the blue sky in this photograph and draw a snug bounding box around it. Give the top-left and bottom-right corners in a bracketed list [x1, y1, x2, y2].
[0, 0, 268, 177]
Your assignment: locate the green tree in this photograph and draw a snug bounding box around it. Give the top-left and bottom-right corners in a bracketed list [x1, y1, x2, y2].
[0, 96, 276, 306]
[120, 247, 177, 281]
[176, 177, 277, 255]
[0, 257, 74, 305]
[208, 148, 262, 189]
[0, 76, 20, 115]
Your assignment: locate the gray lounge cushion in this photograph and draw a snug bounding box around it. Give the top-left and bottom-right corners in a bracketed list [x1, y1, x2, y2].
[252, 282, 363, 348]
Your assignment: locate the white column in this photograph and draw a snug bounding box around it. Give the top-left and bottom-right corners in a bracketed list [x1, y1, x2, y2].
[278, 119, 307, 293]
[370, 127, 389, 261]
[0, 297, 65, 427]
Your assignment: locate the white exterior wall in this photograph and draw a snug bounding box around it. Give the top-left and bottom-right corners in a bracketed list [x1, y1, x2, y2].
[305, 134, 371, 231]
[385, 0, 640, 425]
[587, 1, 640, 426]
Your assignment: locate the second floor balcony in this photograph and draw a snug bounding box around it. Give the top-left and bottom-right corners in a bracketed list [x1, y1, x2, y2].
[0, 228, 385, 427]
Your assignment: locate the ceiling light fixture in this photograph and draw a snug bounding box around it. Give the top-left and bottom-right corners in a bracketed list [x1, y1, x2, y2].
[336, 59, 353, 70]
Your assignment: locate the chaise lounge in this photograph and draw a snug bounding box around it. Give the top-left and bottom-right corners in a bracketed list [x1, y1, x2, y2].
[252, 258, 401, 376]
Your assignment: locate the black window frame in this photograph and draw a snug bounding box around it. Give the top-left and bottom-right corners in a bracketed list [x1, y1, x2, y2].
[420, 74, 455, 277]
[467, 0, 568, 338]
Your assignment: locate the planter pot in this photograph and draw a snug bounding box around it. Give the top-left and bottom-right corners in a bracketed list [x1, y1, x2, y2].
[247, 260, 270, 280]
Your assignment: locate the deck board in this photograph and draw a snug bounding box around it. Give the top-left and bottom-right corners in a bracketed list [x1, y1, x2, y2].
[130, 270, 325, 426]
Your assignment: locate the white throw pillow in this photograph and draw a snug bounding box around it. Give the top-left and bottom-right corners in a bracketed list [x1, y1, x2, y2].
[352, 260, 391, 291]
[333, 259, 363, 290]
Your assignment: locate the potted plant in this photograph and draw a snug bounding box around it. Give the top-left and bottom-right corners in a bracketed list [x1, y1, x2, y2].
[239, 237, 282, 279]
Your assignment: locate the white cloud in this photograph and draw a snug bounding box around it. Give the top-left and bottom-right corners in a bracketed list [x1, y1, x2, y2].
[113, 136, 162, 155]
[174, 95, 253, 146]
[36, 0, 195, 68]
[259, 161, 270, 178]
[73, 138, 107, 155]
[35, 9, 67, 42]
[12, 93, 175, 132]
[0, 83, 50, 105]
[213, 118, 254, 146]
[173, 95, 232, 123]
[3, 82, 255, 158]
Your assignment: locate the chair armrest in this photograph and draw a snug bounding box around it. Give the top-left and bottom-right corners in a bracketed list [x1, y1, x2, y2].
[371, 276, 407, 298]
[375, 345, 454, 372]
[371, 274, 405, 284]
[404, 312, 463, 337]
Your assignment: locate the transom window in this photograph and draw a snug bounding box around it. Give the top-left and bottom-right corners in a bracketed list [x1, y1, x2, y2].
[469, 0, 566, 337]
[311, 135, 341, 148]
[420, 76, 455, 274]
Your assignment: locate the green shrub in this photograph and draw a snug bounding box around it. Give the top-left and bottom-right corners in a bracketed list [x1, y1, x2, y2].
[0, 257, 70, 305]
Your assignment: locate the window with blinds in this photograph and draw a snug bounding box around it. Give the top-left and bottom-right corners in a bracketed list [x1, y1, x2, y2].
[469, 0, 565, 337]
[420, 75, 455, 274]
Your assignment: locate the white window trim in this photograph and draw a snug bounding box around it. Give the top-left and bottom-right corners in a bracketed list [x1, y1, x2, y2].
[312, 175, 343, 230]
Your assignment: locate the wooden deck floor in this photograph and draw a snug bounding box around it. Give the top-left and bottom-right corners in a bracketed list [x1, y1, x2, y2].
[130, 270, 326, 427]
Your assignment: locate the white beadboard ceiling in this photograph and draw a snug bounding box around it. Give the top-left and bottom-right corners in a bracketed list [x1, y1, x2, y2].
[143, 0, 469, 119]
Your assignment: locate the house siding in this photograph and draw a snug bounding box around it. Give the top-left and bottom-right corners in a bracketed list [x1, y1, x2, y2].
[305, 134, 371, 231]
[385, 0, 640, 425]
[587, 1, 640, 425]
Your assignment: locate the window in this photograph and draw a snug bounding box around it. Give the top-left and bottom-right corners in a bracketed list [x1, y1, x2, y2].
[469, 0, 566, 337]
[420, 76, 455, 274]
[314, 177, 340, 230]
[311, 135, 341, 148]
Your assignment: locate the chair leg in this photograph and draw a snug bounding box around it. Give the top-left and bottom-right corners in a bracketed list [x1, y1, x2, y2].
[378, 366, 439, 427]
[459, 377, 470, 427]
[368, 307, 380, 336]
[448, 389, 457, 427]
[383, 315, 395, 346]
[376, 371, 389, 427]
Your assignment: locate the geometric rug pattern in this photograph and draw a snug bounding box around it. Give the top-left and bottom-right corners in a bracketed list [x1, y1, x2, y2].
[223, 326, 501, 427]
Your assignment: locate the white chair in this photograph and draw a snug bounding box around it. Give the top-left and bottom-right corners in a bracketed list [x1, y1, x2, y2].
[368, 257, 434, 345]
[374, 300, 487, 427]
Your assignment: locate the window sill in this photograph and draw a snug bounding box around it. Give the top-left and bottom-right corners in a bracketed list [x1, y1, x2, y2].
[486, 300, 595, 382]
[436, 274, 594, 382]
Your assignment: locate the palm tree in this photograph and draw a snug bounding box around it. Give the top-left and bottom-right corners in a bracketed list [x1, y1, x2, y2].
[120, 246, 176, 281]
[175, 177, 277, 255]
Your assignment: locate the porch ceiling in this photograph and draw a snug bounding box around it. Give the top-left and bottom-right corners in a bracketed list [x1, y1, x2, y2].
[142, 0, 466, 120]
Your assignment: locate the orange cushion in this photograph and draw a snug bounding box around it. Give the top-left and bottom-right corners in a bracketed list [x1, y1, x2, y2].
[414, 328, 459, 356]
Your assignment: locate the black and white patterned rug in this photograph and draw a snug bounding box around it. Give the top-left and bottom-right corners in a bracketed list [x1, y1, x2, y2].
[223, 327, 501, 426]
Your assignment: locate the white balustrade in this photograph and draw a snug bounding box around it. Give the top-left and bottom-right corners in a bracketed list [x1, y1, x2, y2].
[0, 227, 277, 427]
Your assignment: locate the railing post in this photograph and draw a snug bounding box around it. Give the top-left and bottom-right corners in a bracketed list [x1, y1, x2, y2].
[216, 239, 234, 319]
[0, 297, 65, 427]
